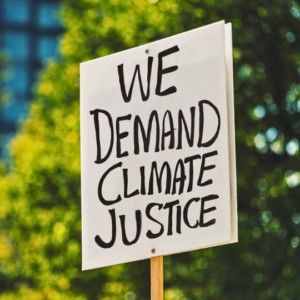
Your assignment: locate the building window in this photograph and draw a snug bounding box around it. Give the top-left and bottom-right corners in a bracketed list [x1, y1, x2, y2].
[2, 31, 29, 61]
[0, 133, 14, 159]
[2, 100, 28, 122]
[37, 4, 61, 28]
[4, 64, 29, 94]
[37, 37, 58, 59]
[2, 0, 30, 24]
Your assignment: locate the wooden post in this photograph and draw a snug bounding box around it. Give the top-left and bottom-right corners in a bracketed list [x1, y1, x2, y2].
[151, 255, 164, 300]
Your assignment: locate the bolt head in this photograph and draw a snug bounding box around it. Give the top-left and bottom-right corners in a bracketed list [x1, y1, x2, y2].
[145, 49, 150, 54]
[151, 248, 156, 254]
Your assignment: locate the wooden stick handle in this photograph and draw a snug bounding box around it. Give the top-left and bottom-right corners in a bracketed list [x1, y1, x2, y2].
[151, 255, 164, 300]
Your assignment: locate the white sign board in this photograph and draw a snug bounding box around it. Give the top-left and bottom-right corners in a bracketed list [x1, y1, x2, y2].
[80, 21, 237, 270]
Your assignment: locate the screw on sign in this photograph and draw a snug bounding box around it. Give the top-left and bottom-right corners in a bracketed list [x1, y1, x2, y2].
[80, 21, 237, 299]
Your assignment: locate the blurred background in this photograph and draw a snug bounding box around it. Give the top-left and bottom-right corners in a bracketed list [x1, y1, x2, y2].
[0, 0, 63, 164]
[1, 0, 300, 300]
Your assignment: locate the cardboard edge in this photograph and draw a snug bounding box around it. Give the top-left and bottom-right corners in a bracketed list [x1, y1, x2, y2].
[80, 63, 89, 271]
[225, 23, 238, 243]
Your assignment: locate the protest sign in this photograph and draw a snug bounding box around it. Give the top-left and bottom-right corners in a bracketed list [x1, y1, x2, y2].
[80, 20, 237, 270]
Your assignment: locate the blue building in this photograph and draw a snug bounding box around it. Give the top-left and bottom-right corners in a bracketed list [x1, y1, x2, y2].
[0, 0, 64, 163]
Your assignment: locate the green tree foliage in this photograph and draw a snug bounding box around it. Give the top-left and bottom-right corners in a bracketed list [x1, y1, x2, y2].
[1, 0, 300, 299]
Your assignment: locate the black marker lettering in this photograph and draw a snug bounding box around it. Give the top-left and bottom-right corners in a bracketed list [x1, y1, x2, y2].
[134, 111, 160, 154]
[172, 159, 186, 195]
[198, 100, 221, 147]
[164, 200, 179, 235]
[176, 205, 182, 234]
[98, 162, 122, 205]
[94, 209, 116, 248]
[156, 46, 180, 96]
[200, 194, 218, 227]
[123, 168, 139, 198]
[119, 210, 142, 245]
[184, 154, 201, 192]
[146, 203, 164, 239]
[183, 197, 200, 228]
[118, 56, 154, 102]
[161, 110, 175, 151]
[177, 107, 195, 149]
[140, 166, 146, 195]
[116, 114, 131, 158]
[148, 161, 171, 195]
[198, 151, 218, 187]
[90, 109, 114, 164]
